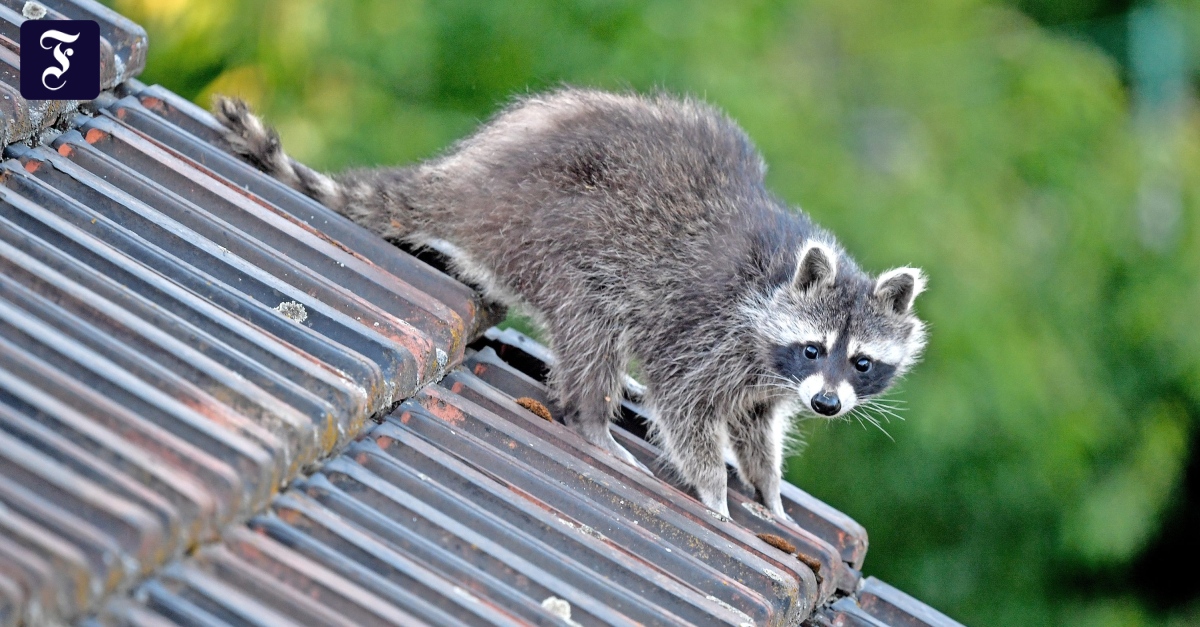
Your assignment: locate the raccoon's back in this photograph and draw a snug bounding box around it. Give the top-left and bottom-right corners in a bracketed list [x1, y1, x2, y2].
[421, 89, 785, 307]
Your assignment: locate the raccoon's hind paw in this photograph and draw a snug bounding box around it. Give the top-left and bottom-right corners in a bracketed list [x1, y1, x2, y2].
[622, 374, 647, 404]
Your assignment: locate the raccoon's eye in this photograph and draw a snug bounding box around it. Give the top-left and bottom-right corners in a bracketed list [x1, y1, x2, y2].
[803, 344, 819, 359]
[854, 357, 872, 373]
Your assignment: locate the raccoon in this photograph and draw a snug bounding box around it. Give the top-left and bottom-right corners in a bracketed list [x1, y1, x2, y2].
[213, 88, 928, 518]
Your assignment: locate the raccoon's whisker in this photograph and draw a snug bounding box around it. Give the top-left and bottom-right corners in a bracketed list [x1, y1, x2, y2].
[856, 409, 895, 442]
[747, 383, 795, 396]
[748, 380, 794, 389]
[869, 411, 901, 427]
[871, 422, 895, 442]
[863, 403, 905, 423]
[757, 374, 800, 387]
[863, 398, 906, 408]
[867, 414, 896, 440]
[849, 409, 870, 432]
[861, 400, 906, 421]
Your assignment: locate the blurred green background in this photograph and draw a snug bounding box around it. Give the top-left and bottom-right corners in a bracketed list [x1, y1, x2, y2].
[101, 0, 1200, 624]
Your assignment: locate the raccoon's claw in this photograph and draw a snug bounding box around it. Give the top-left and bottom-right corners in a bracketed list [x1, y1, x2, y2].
[772, 505, 795, 524]
[762, 492, 794, 523]
[700, 492, 731, 518]
[570, 421, 655, 475]
[624, 455, 655, 475]
[608, 437, 654, 475]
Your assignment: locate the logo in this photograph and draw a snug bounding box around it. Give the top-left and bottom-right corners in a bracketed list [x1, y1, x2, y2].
[20, 19, 100, 101]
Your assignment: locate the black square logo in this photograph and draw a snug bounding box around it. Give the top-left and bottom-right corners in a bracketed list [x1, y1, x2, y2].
[20, 19, 101, 101]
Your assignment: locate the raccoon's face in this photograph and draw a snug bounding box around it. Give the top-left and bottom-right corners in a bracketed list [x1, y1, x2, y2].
[746, 241, 928, 418]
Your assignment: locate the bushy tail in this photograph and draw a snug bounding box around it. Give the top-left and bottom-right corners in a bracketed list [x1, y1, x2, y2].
[213, 97, 437, 247]
[213, 96, 349, 211]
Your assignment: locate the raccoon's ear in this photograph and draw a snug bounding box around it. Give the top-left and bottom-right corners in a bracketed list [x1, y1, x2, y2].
[793, 241, 838, 295]
[874, 267, 926, 315]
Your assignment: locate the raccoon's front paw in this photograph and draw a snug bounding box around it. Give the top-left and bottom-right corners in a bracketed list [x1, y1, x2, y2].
[567, 418, 655, 475]
[761, 492, 793, 522]
[621, 448, 655, 476]
[770, 503, 795, 524]
[698, 490, 731, 518]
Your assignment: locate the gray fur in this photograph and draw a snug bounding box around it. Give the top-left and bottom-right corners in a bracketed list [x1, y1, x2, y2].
[213, 88, 928, 517]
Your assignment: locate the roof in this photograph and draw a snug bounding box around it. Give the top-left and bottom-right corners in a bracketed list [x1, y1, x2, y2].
[0, 2, 965, 626]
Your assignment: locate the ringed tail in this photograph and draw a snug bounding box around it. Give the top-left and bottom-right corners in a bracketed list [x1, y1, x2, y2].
[212, 96, 348, 210]
[210, 94, 434, 248]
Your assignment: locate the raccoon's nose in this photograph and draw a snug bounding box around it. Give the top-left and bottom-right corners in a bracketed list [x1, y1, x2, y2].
[811, 393, 841, 416]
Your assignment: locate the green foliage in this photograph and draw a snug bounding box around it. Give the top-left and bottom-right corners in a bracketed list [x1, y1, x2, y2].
[108, 0, 1200, 623]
